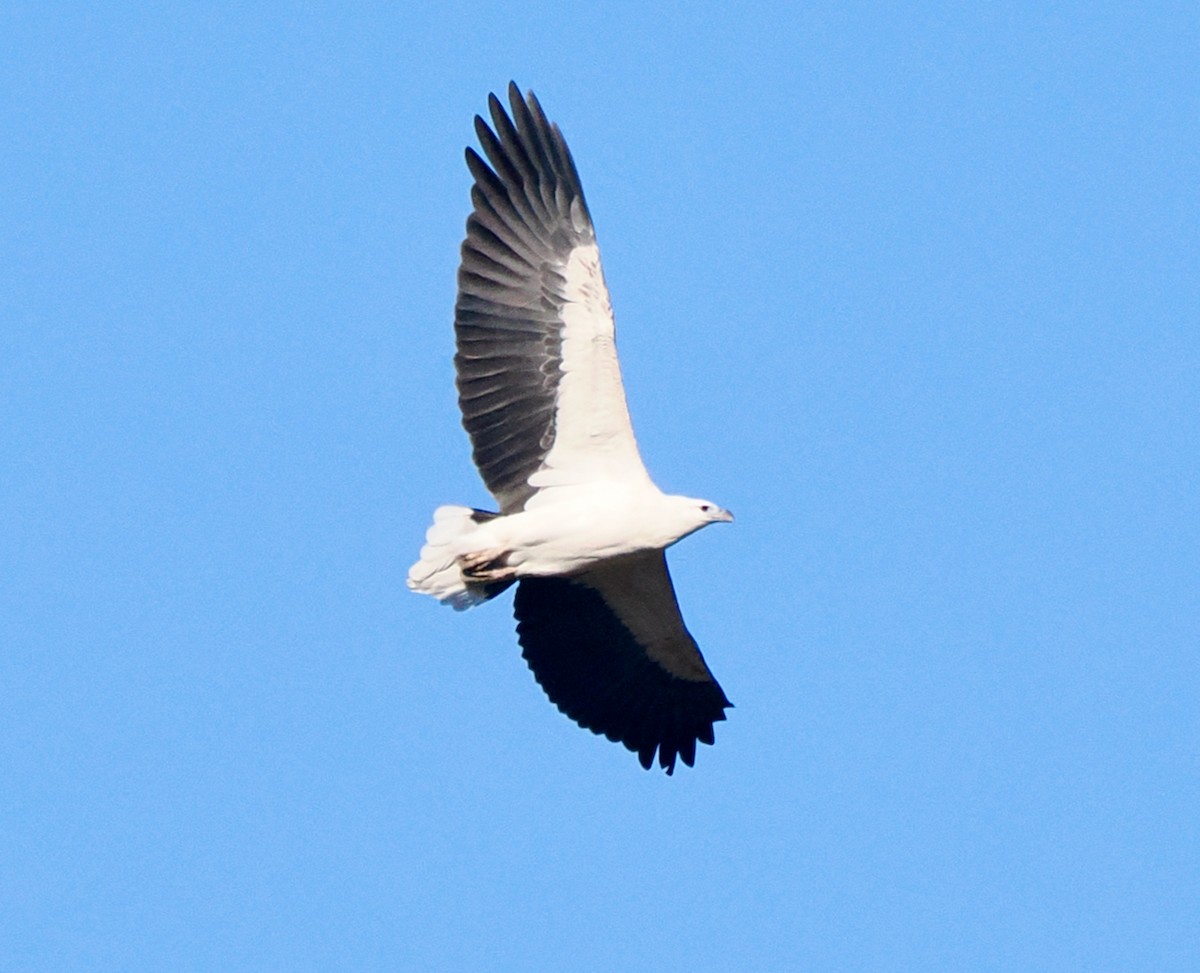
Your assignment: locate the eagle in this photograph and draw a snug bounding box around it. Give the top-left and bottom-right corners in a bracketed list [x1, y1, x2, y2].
[409, 84, 733, 773]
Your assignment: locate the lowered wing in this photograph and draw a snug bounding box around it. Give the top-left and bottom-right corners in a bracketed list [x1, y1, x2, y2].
[513, 551, 731, 773]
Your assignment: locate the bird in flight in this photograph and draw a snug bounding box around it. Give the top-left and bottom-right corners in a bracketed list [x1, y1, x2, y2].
[408, 83, 733, 773]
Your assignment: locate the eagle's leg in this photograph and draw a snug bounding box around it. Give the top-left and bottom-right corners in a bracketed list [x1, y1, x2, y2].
[458, 548, 516, 583]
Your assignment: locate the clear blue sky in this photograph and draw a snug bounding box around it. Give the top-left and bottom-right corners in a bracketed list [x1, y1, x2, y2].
[3, 3, 1197, 971]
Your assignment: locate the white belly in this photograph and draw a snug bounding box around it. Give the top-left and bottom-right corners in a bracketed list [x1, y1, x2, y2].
[472, 483, 668, 578]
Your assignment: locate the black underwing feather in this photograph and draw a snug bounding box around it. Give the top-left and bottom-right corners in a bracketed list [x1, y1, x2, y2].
[513, 577, 731, 775]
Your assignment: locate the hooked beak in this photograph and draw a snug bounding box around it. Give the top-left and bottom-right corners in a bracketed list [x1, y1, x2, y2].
[715, 507, 734, 523]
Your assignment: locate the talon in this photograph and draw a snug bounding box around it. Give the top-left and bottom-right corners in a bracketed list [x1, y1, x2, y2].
[458, 548, 515, 582]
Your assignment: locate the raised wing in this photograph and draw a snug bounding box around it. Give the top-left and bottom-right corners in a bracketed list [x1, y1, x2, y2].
[513, 552, 731, 773]
[454, 83, 649, 514]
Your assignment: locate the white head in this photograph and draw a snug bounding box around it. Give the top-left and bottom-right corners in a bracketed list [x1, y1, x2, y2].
[658, 494, 735, 547]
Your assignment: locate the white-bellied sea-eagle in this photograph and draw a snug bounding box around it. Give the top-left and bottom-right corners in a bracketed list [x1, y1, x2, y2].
[408, 84, 733, 774]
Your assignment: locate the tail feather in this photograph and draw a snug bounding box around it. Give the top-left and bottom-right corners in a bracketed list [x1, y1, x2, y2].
[407, 505, 508, 610]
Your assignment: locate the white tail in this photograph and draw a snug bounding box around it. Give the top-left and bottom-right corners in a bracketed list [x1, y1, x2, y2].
[407, 505, 496, 610]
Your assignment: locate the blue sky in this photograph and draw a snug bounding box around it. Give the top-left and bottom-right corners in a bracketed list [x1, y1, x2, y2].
[3, 3, 1197, 970]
